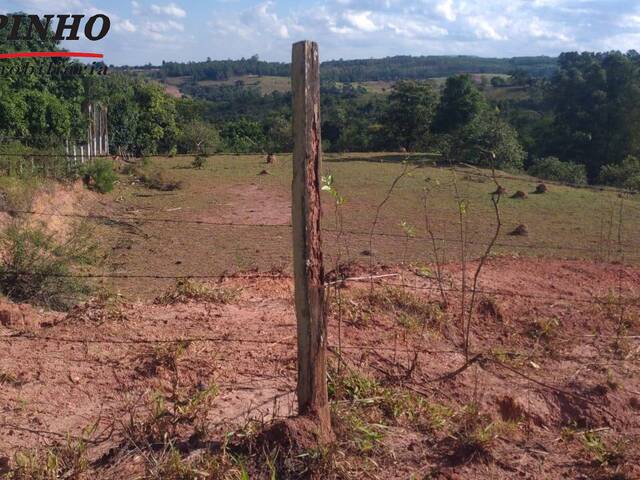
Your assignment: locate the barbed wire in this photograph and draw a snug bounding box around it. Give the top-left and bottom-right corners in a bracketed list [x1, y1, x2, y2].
[2, 207, 637, 256]
[334, 275, 640, 306]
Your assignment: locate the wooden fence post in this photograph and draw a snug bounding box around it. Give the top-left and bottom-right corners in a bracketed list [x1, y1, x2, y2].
[291, 40, 332, 441]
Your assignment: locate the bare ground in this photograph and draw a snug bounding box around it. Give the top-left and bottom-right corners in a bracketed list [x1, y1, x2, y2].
[1, 257, 639, 478]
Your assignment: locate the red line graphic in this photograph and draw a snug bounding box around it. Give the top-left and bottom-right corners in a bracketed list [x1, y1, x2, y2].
[0, 52, 103, 60]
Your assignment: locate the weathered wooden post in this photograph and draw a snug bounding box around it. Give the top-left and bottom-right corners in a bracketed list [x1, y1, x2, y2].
[291, 40, 332, 440]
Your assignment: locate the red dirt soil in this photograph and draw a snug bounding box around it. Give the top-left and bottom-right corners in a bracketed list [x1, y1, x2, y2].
[0, 257, 639, 478]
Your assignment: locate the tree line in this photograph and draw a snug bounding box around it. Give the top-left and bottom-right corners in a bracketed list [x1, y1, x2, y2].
[157, 54, 558, 83]
[1, 13, 638, 190]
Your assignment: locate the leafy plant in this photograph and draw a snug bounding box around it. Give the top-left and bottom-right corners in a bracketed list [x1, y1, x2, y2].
[81, 159, 118, 193]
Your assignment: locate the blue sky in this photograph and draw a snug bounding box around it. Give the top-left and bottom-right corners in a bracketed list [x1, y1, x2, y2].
[2, 0, 640, 65]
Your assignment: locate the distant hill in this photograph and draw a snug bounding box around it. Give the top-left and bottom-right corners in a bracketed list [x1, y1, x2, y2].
[153, 55, 558, 83]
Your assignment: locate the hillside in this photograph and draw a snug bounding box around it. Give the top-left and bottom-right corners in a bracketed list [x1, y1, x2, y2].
[154, 54, 557, 83]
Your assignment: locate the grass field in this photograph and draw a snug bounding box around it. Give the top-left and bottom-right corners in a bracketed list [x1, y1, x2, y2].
[97, 153, 640, 298]
[158, 73, 519, 98]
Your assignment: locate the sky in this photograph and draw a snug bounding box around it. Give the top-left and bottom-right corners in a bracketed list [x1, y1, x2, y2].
[2, 0, 640, 65]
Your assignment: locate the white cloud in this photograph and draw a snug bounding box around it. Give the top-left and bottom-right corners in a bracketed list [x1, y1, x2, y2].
[468, 16, 505, 40]
[6, 0, 637, 64]
[150, 2, 186, 18]
[435, 0, 456, 22]
[344, 11, 378, 32]
[115, 19, 137, 33]
[241, 2, 291, 38]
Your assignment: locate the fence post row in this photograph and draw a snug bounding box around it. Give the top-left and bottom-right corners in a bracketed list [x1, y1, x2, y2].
[291, 40, 332, 440]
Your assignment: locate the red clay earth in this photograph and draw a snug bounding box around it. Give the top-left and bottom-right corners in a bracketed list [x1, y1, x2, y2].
[0, 257, 639, 479]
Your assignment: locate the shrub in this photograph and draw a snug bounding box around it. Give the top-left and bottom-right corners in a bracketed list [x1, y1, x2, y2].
[528, 157, 588, 185]
[191, 154, 207, 169]
[82, 159, 118, 193]
[599, 156, 640, 191]
[0, 223, 99, 310]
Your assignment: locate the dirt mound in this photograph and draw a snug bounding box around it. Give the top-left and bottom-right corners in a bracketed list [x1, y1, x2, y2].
[258, 416, 332, 453]
[535, 183, 548, 194]
[509, 223, 528, 236]
[0, 298, 60, 330]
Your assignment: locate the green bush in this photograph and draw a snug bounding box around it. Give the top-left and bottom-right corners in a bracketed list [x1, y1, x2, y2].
[0, 223, 99, 310]
[528, 157, 588, 185]
[82, 159, 118, 193]
[599, 156, 640, 191]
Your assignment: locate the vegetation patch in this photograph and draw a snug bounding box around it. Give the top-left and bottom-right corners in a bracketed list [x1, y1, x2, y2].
[0, 223, 99, 311]
[156, 279, 240, 305]
[81, 159, 118, 194]
[139, 169, 183, 191]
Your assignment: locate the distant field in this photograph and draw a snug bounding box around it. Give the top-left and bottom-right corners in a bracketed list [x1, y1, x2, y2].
[195, 75, 292, 95]
[98, 153, 640, 299]
[158, 72, 519, 97]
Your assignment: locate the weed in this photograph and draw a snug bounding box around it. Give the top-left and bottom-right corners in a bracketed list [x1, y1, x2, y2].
[582, 432, 626, 466]
[528, 317, 559, 343]
[328, 369, 380, 402]
[0, 223, 99, 311]
[7, 430, 93, 480]
[489, 347, 528, 368]
[156, 279, 241, 305]
[124, 382, 218, 449]
[365, 286, 444, 330]
[448, 403, 499, 463]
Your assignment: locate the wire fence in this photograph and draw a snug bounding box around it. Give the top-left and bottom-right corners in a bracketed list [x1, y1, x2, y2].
[1, 151, 639, 473]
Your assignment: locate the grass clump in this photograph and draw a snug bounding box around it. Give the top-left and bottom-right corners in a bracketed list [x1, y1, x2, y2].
[0, 223, 99, 310]
[7, 433, 91, 480]
[366, 286, 444, 330]
[0, 176, 41, 212]
[156, 279, 240, 305]
[447, 403, 508, 463]
[81, 159, 118, 193]
[528, 317, 560, 343]
[582, 431, 627, 467]
[139, 169, 182, 191]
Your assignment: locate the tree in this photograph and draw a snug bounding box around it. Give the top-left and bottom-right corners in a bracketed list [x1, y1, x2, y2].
[546, 51, 640, 180]
[383, 80, 438, 150]
[599, 156, 640, 190]
[220, 118, 265, 153]
[177, 121, 220, 154]
[445, 110, 525, 170]
[433, 74, 486, 134]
